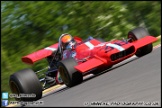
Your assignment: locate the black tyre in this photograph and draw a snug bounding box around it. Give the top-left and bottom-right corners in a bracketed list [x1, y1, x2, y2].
[128, 27, 153, 57]
[9, 68, 42, 101]
[58, 58, 83, 87]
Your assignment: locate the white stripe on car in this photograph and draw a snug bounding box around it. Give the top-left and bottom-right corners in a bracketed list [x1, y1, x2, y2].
[44, 47, 57, 51]
[85, 41, 95, 50]
[106, 43, 125, 51]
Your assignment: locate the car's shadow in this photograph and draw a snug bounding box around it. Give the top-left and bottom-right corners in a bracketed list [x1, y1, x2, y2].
[84, 56, 139, 82]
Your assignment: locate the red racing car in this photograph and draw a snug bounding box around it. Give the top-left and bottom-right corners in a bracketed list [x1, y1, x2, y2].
[9, 27, 157, 101]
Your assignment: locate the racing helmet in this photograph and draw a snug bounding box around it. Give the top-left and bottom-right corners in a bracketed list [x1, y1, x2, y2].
[60, 33, 76, 50]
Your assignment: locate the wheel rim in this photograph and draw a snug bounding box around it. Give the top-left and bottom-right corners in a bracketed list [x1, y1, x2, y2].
[59, 66, 70, 85]
[9, 81, 21, 101]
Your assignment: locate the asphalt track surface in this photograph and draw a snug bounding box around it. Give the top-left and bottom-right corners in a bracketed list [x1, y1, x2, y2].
[23, 46, 161, 107]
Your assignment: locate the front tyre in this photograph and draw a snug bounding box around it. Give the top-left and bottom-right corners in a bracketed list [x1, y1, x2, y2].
[128, 27, 153, 57]
[9, 68, 42, 101]
[58, 58, 83, 87]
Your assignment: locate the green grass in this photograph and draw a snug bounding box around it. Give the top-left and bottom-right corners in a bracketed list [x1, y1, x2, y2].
[153, 37, 161, 46]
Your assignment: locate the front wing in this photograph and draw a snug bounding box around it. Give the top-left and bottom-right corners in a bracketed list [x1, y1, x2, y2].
[74, 36, 157, 73]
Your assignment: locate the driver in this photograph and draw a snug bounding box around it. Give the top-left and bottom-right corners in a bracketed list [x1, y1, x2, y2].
[60, 33, 77, 59]
[60, 33, 77, 51]
[45, 33, 77, 86]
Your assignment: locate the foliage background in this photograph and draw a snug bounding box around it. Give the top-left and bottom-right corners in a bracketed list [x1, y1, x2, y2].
[1, 1, 161, 98]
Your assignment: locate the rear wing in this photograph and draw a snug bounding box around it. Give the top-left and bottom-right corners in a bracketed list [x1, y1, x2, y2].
[21, 36, 83, 65]
[22, 43, 58, 65]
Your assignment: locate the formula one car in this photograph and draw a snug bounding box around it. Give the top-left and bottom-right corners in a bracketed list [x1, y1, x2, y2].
[9, 27, 157, 101]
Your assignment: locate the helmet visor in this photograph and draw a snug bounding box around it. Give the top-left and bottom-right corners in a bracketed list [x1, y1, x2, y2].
[65, 40, 76, 50]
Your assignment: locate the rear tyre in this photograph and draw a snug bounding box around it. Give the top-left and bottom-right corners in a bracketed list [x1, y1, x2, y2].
[58, 58, 83, 87]
[128, 27, 153, 57]
[9, 68, 42, 101]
